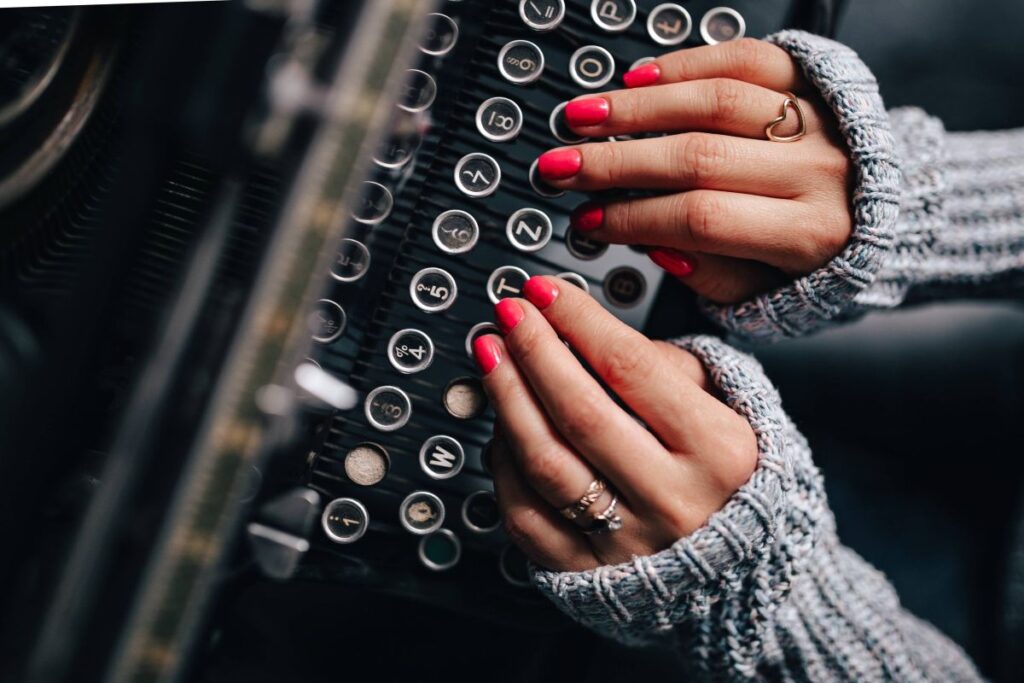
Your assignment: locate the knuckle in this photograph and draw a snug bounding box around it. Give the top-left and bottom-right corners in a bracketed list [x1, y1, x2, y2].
[599, 336, 657, 389]
[707, 78, 744, 126]
[677, 133, 730, 188]
[680, 191, 722, 249]
[605, 200, 642, 243]
[519, 448, 572, 501]
[584, 142, 626, 187]
[710, 419, 759, 493]
[502, 507, 542, 547]
[557, 389, 607, 444]
[729, 38, 770, 79]
[510, 322, 543, 363]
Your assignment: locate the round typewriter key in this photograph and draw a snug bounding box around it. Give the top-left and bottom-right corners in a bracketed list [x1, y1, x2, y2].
[647, 3, 692, 45]
[454, 152, 501, 198]
[443, 376, 488, 420]
[398, 69, 437, 112]
[569, 45, 615, 89]
[364, 385, 412, 431]
[418, 529, 462, 571]
[700, 7, 746, 44]
[343, 443, 390, 486]
[351, 181, 393, 225]
[419, 13, 459, 56]
[432, 209, 479, 255]
[410, 267, 457, 313]
[309, 299, 346, 343]
[590, 0, 636, 32]
[529, 159, 564, 198]
[497, 40, 545, 84]
[330, 238, 370, 282]
[465, 322, 500, 358]
[629, 56, 655, 71]
[486, 265, 530, 304]
[557, 271, 590, 293]
[387, 328, 435, 374]
[603, 266, 647, 308]
[519, 0, 565, 31]
[506, 208, 553, 253]
[462, 491, 501, 533]
[549, 102, 586, 144]
[565, 228, 609, 261]
[419, 435, 465, 479]
[476, 97, 523, 143]
[400, 491, 445, 535]
[322, 497, 369, 544]
[373, 124, 420, 169]
[499, 544, 532, 587]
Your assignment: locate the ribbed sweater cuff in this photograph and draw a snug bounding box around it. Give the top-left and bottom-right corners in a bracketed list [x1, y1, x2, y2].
[702, 31, 901, 343]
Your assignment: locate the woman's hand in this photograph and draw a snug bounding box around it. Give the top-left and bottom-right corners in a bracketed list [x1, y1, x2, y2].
[473, 276, 758, 571]
[536, 38, 853, 305]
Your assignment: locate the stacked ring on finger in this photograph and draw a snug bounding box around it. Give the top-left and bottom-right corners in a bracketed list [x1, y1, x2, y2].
[582, 495, 623, 535]
[559, 478, 606, 521]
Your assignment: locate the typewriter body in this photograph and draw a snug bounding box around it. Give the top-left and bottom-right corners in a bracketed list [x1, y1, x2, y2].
[0, 1, 838, 680]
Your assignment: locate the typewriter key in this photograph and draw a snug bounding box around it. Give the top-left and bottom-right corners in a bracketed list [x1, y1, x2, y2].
[387, 328, 435, 374]
[400, 491, 445, 535]
[443, 377, 488, 420]
[487, 265, 530, 304]
[454, 152, 501, 198]
[700, 7, 746, 44]
[418, 529, 461, 571]
[398, 69, 437, 112]
[565, 228, 609, 261]
[647, 4, 692, 45]
[629, 56, 655, 71]
[549, 102, 586, 144]
[465, 322, 500, 358]
[419, 13, 458, 56]
[603, 266, 646, 308]
[506, 208, 553, 253]
[322, 498, 369, 544]
[410, 267, 457, 313]
[351, 181, 393, 225]
[420, 435, 465, 479]
[343, 443, 390, 486]
[590, 0, 636, 32]
[432, 210, 479, 254]
[330, 239, 370, 282]
[557, 271, 590, 293]
[365, 385, 412, 431]
[309, 299, 346, 343]
[499, 544, 532, 587]
[519, 0, 565, 31]
[497, 40, 544, 84]
[476, 97, 523, 142]
[462, 491, 501, 533]
[569, 45, 615, 89]
[529, 159, 564, 198]
[373, 122, 420, 169]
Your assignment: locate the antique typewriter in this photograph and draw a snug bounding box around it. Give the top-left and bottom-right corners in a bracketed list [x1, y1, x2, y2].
[0, 1, 838, 680]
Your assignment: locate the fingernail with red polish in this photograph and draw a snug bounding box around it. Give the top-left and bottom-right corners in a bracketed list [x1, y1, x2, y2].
[570, 203, 604, 232]
[649, 248, 695, 278]
[494, 298, 525, 334]
[565, 97, 610, 127]
[623, 63, 660, 88]
[523, 276, 559, 310]
[537, 148, 582, 180]
[473, 335, 503, 375]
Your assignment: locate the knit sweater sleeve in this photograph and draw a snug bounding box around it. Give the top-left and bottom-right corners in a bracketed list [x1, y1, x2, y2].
[532, 335, 982, 681]
[702, 31, 1024, 344]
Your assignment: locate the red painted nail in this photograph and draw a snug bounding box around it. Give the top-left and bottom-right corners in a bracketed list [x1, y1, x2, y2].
[536, 148, 582, 180]
[473, 335, 503, 375]
[565, 97, 610, 127]
[570, 204, 604, 232]
[649, 248, 695, 278]
[523, 276, 559, 310]
[494, 298, 525, 334]
[623, 63, 660, 88]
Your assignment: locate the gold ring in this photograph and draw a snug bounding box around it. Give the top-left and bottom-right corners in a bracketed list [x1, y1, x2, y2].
[560, 478, 606, 521]
[765, 91, 806, 143]
[582, 495, 623, 535]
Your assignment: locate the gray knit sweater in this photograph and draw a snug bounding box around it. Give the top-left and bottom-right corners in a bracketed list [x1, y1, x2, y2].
[533, 31, 1024, 680]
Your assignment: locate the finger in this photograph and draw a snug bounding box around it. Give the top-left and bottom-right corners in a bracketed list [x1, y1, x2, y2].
[565, 79, 820, 141]
[473, 334, 599, 512]
[489, 437, 597, 572]
[490, 299, 680, 506]
[537, 133, 815, 198]
[571, 189, 833, 272]
[630, 38, 805, 93]
[647, 250, 787, 305]
[518, 276, 725, 453]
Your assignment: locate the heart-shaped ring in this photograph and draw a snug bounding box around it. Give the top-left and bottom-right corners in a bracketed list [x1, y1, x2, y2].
[765, 91, 806, 143]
